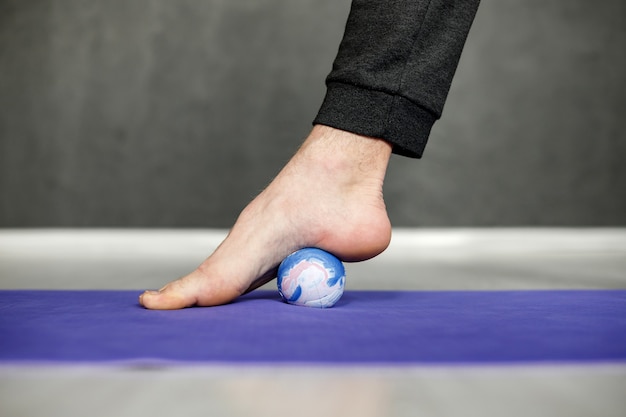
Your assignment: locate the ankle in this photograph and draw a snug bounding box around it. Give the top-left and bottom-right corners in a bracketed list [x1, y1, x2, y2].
[300, 125, 392, 184]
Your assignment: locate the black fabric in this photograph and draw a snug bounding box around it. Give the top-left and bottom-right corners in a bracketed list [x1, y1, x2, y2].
[314, 0, 480, 157]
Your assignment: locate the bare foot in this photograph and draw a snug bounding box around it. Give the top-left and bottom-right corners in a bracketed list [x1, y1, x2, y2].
[139, 125, 392, 309]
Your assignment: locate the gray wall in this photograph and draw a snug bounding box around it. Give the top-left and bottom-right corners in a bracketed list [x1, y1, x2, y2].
[1, 0, 624, 227]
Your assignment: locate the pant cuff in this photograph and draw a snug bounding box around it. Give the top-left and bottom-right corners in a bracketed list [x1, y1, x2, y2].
[313, 82, 437, 158]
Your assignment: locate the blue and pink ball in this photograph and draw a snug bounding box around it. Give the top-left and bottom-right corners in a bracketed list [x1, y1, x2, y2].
[277, 248, 345, 308]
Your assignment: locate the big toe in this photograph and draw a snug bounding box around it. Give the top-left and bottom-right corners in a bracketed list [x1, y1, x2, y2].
[139, 287, 193, 310]
[139, 269, 243, 309]
[139, 272, 202, 310]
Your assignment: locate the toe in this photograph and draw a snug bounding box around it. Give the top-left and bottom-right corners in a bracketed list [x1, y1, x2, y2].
[139, 276, 198, 310]
[139, 287, 194, 310]
[139, 269, 243, 309]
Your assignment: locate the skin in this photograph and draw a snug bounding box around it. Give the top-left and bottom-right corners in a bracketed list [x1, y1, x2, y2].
[139, 125, 393, 309]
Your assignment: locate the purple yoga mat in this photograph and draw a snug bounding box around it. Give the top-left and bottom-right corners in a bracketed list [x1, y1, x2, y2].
[1, 290, 625, 365]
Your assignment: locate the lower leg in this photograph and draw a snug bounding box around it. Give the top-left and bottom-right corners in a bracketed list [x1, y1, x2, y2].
[139, 125, 393, 309]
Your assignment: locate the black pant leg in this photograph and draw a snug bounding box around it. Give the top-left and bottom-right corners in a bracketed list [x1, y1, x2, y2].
[314, 0, 480, 157]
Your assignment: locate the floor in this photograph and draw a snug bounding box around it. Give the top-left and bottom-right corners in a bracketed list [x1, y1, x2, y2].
[1, 228, 625, 417]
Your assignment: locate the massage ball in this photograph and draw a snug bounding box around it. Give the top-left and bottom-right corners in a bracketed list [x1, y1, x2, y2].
[277, 247, 345, 308]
